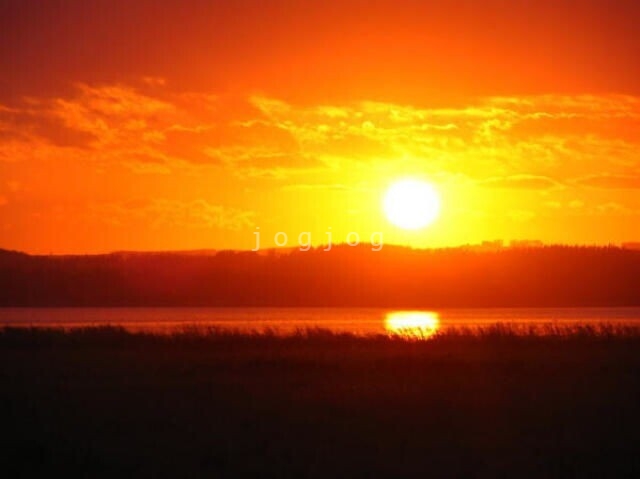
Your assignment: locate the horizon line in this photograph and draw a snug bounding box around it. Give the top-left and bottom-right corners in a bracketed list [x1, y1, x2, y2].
[3, 240, 640, 257]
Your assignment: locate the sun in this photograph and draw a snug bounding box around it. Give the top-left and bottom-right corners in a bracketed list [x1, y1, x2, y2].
[383, 179, 441, 230]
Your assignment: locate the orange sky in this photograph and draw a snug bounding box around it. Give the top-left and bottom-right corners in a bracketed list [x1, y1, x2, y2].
[1, 0, 640, 253]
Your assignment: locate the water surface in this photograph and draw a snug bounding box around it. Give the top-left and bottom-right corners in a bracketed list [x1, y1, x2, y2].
[1, 307, 639, 337]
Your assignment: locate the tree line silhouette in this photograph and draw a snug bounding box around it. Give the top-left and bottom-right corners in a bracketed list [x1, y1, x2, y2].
[1, 245, 638, 307]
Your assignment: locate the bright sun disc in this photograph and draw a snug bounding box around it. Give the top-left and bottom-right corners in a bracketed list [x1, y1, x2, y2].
[383, 179, 441, 230]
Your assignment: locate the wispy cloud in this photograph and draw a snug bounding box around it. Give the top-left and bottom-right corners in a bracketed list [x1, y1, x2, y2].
[478, 175, 561, 190]
[89, 199, 255, 230]
[2, 84, 640, 204]
[3, 85, 640, 184]
[574, 174, 640, 189]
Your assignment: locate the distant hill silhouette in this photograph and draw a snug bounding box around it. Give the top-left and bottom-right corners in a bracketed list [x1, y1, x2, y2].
[0, 245, 639, 307]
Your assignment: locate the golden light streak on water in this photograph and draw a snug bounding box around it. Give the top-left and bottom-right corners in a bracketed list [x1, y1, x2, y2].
[385, 311, 441, 339]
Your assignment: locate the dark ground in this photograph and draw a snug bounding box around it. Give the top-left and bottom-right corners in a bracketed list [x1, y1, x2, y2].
[2, 326, 640, 478]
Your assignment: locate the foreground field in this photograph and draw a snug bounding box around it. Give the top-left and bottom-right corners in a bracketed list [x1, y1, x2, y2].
[2, 325, 640, 478]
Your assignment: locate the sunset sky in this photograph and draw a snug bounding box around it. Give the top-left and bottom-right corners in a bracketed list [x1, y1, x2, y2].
[1, 0, 639, 253]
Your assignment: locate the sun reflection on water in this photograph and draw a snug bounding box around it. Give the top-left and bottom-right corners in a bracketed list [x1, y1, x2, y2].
[385, 311, 441, 339]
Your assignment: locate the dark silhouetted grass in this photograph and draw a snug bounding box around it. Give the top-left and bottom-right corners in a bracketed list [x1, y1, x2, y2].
[2, 324, 640, 478]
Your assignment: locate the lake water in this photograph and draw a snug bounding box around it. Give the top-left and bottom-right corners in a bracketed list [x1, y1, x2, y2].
[1, 307, 640, 338]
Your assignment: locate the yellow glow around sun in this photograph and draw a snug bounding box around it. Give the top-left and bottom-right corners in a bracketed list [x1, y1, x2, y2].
[383, 179, 441, 230]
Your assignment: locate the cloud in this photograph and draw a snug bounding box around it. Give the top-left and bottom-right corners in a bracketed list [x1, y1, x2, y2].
[281, 183, 351, 191]
[596, 202, 625, 213]
[65, 83, 174, 118]
[49, 83, 178, 147]
[2, 85, 640, 185]
[478, 175, 560, 190]
[203, 146, 323, 171]
[574, 174, 640, 189]
[592, 202, 639, 216]
[245, 94, 640, 186]
[488, 94, 640, 121]
[141, 76, 167, 87]
[0, 135, 78, 163]
[90, 199, 255, 230]
[0, 84, 306, 174]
